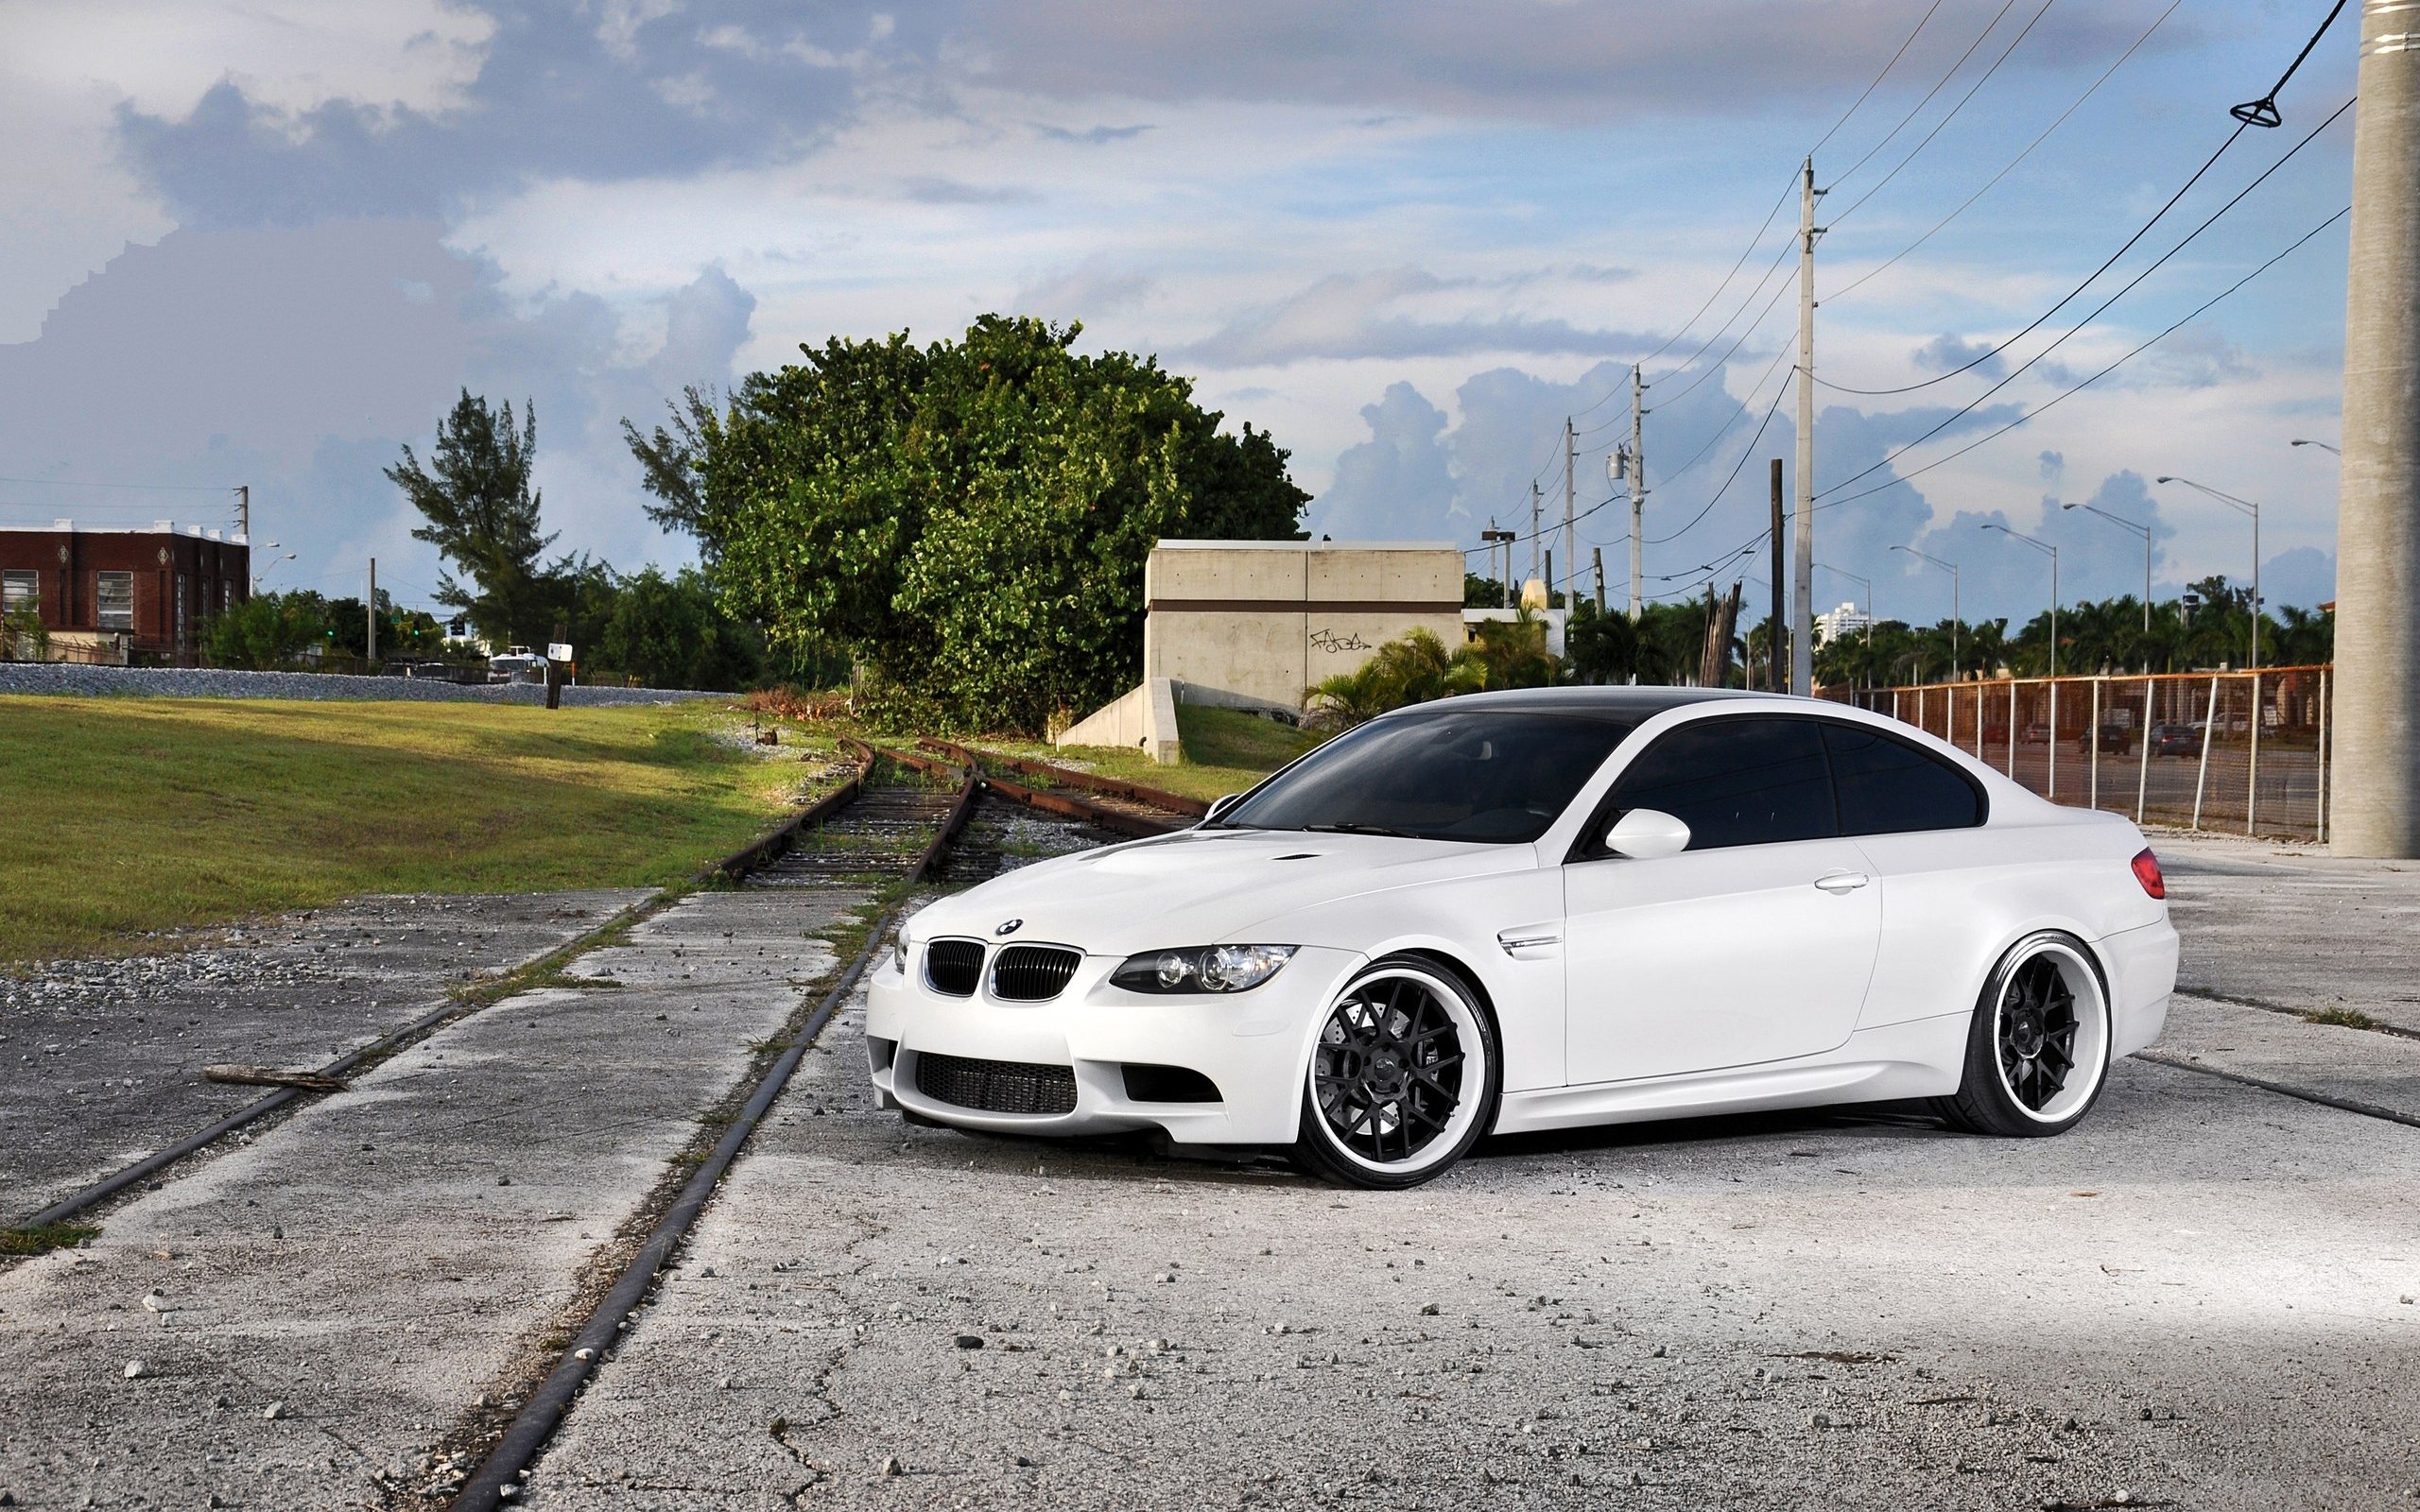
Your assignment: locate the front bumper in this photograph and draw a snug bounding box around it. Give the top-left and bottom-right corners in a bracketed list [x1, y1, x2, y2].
[864, 942, 1362, 1145]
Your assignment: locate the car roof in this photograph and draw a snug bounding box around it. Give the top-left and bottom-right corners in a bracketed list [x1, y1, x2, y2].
[1378, 686, 1799, 721]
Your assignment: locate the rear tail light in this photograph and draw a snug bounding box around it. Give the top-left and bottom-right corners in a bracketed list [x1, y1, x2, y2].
[2131, 848, 2166, 900]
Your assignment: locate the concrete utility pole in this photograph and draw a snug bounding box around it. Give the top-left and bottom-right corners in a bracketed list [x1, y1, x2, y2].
[236, 485, 249, 541]
[1630, 366, 1647, 621]
[1592, 546, 1607, 614]
[2336, 0, 2420, 856]
[1769, 459, 1785, 692]
[367, 558, 376, 663]
[1530, 482, 1543, 588]
[1563, 417, 1577, 610]
[1792, 157, 1822, 696]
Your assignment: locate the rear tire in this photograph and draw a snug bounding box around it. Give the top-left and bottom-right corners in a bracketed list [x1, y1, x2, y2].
[1292, 956, 1499, 1189]
[1936, 932, 2112, 1138]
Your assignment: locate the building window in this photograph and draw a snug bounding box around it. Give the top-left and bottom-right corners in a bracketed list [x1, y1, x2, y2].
[176, 574, 189, 651]
[2, 569, 35, 616]
[96, 571, 134, 630]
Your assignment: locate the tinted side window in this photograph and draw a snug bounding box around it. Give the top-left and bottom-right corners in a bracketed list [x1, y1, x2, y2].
[1605, 717, 1836, 851]
[1823, 723, 1984, 834]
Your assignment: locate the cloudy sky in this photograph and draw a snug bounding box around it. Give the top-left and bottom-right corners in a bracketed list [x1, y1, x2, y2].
[0, 0, 2358, 629]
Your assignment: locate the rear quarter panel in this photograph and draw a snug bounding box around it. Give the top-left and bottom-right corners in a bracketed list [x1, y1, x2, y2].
[1855, 803, 2166, 1031]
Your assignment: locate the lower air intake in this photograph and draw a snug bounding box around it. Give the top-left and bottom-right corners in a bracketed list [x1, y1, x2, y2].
[916, 1053, 1079, 1115]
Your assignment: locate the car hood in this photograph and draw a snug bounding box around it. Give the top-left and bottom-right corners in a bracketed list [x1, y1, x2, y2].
[907, 826, 1537, 955]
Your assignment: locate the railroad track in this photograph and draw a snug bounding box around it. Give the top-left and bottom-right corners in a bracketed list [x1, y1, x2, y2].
[430, 740, 1198, 1510]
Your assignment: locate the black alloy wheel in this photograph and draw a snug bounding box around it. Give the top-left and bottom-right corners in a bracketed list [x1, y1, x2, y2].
[1294, 958, 1499, 1189]
[1996, 954, 2078, 1113]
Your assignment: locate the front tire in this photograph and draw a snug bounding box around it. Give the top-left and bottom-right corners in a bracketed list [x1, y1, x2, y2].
[1937, 932, 2112, 1137]
[1292, 957, 1500, 1189]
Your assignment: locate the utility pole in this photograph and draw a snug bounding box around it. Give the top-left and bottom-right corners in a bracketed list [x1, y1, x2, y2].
[1530, 482, 1543, 589]
[236, 485, 249, 541]
[1629, 366, 1647, 620]
[2337, 0, 2420, 856]
[367, 558, 377, 664]
[1592, 546, 1606, 614]
[1792, 158, 1822, 696]
[1481, 525, 1516, 608]
[1563, 417, 1577, 611]
[1769, 459, 1785, 693]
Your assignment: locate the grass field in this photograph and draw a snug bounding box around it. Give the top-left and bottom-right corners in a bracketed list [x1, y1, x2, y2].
[0, 697, 820, 963]
[990, 704, 1324, 803]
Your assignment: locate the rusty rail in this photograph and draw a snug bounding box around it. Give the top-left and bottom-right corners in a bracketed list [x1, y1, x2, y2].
[917, 738, 1210, 818]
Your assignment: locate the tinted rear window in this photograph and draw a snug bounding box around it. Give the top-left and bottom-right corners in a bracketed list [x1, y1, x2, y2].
[1823, 722, 1984, 834]
[1606, 717, 1835, 850]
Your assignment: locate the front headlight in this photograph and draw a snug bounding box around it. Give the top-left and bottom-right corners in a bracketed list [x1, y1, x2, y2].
[881, 932, 909, 978]
[1110, 944, 1298, 994]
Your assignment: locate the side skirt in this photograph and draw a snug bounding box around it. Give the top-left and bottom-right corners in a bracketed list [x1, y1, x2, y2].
[1494, 1013, 1969, 1135]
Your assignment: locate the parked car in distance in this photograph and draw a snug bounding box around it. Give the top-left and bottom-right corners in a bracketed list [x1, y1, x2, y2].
[2149, 723, 2201, 757]
[2083, 722, 2133, 755]
[866, 688, 2180, 1188]
[2018, 723, 2052, 744]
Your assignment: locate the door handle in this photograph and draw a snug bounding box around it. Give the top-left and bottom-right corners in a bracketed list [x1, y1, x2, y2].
[1812, 871, 1871, 894]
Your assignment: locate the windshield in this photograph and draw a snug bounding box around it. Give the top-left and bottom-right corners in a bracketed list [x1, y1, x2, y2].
[1215, 708, 1638, 844]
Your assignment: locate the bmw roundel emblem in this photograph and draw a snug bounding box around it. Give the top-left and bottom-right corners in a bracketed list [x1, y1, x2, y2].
[995, 919, 1023, 936]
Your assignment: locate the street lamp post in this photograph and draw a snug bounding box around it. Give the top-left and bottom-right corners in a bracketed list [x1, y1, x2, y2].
[2156, 475, 2262, 672]
[1980, 523, 2059, 678]
[1892, 544, 1960, 676]
[2060, 501, 2153, 646]
[2289, 438, 2342, 455]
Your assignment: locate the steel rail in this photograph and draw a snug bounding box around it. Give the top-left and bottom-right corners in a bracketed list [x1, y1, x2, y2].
[916, 738, 1211, 817]
[9, 743, 879, 1236]
[447, 904, 902, 1512]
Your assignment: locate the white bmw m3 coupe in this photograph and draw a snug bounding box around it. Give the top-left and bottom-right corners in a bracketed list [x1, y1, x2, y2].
[864, 688, 2180, 1188]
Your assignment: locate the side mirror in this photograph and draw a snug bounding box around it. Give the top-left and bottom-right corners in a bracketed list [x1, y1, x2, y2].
[1202, 793, 1245, 825]
[1603, 808, 1690, 860]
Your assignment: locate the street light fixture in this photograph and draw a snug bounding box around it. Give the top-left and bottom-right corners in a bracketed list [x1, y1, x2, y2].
[2155, 474, 2262, 672]
[1980, 522, 2059, 678]
[2289, 438, 2341, 455]
[2059, 501, 2153, 641]
[1892, 544, 1960, 675]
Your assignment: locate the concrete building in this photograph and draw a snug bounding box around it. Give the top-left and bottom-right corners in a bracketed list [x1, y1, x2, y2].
[0, 522, 250, 665]
[1814, 600, 1871, 645]
[1140, 540, 1465, 711]
[1062, 539, 1464, 761]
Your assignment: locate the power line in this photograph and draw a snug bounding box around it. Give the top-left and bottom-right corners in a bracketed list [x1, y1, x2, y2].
[0, 473, 238, 492]
[1817, 0, 2356, 396]
[1825, 0, 2022, 192]
[1579, 0, 1958, 418]
[1646, 271, 1796, 412]
[1823, 0, 2059, 231]
[1649, 369, 1796, 546]
[1657, 339, 1798, 485]
[1813, 96, 2352, 501]
[1827, 0, 2184, 304]
[1812, 0, 1951, 154]
[1814, 203, 2351, 513]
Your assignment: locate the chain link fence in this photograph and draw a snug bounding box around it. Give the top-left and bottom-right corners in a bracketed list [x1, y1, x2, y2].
[1829, 665, 2332, 841]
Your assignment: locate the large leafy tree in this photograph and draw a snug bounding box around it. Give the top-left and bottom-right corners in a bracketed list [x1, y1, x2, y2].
[388, 390, 557, 647]
[630, 316, 1307, 730]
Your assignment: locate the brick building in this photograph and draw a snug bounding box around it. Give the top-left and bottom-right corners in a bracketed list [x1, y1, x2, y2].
[0, 522, 250, 665]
